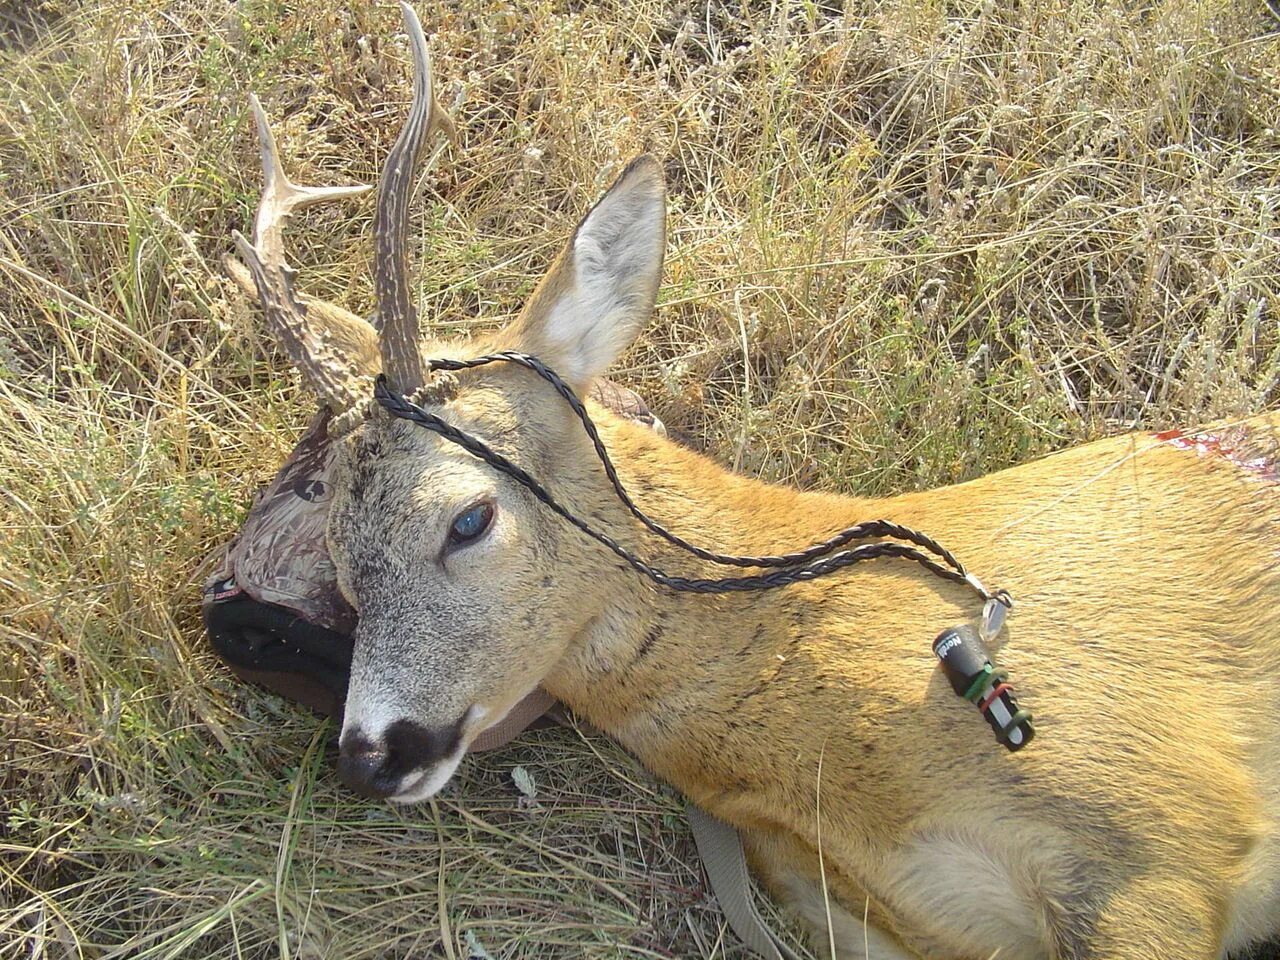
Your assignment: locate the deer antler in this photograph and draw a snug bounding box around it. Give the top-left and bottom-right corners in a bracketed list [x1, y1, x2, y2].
[374, 1, 449, 395]
[232, 96, 372, 411]
[233, 2, 450, 408]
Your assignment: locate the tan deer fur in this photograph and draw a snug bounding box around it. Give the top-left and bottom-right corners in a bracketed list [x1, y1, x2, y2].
[233, 9, 1280, 956]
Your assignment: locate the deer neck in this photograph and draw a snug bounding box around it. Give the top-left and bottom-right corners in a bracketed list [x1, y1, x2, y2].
[538, 409, 971, 817]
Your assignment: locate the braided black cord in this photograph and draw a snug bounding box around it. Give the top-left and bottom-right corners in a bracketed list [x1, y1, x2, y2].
[411, 353, 972, 576]
[375, 380, 971, 594]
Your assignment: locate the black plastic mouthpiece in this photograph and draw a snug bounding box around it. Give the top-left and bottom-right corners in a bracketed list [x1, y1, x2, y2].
[932, 624, 1034, 751]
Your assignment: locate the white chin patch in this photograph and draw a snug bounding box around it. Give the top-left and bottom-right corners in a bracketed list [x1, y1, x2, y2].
[385, 705, 488, 805]
[387, 748, 466, 805]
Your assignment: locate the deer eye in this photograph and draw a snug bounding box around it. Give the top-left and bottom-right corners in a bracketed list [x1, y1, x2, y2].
[448, 501, 495, 547]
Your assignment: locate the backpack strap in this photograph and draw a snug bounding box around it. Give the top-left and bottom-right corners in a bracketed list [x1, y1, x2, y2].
[686, 804, 803, 960]
[469, 688, 558, 751]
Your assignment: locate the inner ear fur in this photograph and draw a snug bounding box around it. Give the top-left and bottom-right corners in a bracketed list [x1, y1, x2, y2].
[495, 155, 666, 388]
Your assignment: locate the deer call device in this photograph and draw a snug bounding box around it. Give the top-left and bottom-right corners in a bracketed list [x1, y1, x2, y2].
[932, 624, 1034, 751]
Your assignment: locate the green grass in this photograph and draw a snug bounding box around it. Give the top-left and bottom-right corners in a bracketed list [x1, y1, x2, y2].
[1, 0, 1278, 956]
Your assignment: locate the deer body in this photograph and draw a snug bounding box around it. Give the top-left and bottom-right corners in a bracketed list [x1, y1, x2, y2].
[536, 406, 1280, 959]
[231, 7, 1280, 955]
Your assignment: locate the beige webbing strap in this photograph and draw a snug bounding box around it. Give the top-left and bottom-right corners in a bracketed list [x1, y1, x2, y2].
[469, 688, 557, 752]
[686, 803, 801, 960]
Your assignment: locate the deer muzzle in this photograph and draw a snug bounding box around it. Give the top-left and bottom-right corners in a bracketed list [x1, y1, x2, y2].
[337, 713, 469, 801]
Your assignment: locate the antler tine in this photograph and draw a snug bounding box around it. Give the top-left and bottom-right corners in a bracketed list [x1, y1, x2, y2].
[232, 96, 373, 411]
[248, 94, 372, 263]
[374, 1, 443, 395]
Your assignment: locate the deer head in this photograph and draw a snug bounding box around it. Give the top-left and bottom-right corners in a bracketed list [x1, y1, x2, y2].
[234, 3, 665, 802]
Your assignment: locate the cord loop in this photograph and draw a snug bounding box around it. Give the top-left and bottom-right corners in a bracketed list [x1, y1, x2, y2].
[373, 356, 1009, 603]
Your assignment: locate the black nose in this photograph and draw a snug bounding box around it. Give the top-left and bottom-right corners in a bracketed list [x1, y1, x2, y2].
[337, 718, 465, 799]
[336, 737, 392, 798]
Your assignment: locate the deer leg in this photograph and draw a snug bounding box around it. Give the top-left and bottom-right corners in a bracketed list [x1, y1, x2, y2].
[740, 825, 919, 960]
[1080, 876, 1224, 960]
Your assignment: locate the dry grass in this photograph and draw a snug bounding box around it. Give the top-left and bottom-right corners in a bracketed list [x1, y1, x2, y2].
[1, 0, 1278, 956]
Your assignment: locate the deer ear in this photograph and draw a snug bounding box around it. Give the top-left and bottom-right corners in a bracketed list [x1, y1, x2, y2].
[503, 155, 665, 387]
[224, 256, 382, 378]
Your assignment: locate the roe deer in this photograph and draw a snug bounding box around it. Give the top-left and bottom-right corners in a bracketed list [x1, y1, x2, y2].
[230, 5, 1280, 957]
